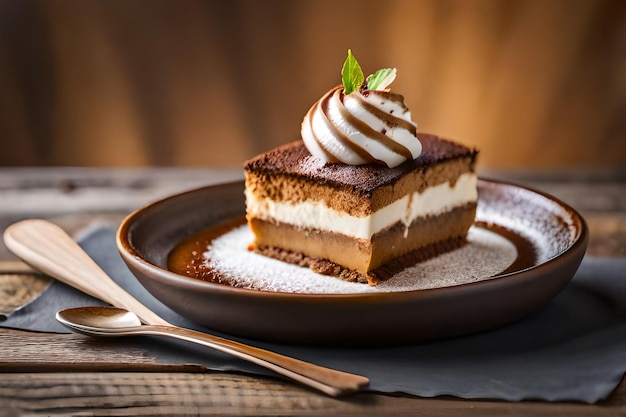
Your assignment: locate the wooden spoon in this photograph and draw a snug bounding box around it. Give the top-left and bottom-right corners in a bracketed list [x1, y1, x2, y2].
[3, 219, 370, 396]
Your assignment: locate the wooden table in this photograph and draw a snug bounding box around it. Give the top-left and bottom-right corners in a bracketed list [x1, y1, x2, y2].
[0, 167, 624, 416]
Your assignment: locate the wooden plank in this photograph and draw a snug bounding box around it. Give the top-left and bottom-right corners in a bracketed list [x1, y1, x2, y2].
[0, 372, 623, 417]
[0, 329, 200, 372]
[0, 328, 624, 416]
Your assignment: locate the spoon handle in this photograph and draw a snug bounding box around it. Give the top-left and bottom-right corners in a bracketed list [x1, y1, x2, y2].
[3, 219, 169, 326]
[141, 324, 369, 396]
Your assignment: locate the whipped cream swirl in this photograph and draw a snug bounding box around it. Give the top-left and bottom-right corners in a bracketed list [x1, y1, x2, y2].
[301, 85, 422, 168]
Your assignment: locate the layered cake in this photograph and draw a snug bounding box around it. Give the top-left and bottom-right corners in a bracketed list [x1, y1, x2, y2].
[244, 51, 478, 285]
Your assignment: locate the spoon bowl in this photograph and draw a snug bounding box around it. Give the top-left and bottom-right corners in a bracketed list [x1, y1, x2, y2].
[57, 306, 142, 333]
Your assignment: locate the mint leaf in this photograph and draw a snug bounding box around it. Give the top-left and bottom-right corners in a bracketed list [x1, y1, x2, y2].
[341, 49, 364, 95]
[367, 68, 397, 91]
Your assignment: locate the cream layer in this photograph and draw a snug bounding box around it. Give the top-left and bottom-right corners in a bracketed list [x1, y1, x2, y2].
[245, 172, 477, 240]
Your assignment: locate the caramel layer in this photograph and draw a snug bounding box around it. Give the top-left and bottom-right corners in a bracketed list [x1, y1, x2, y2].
[248, 203, 476, 285]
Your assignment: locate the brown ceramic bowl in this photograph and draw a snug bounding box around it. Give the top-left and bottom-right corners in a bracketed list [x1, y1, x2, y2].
[117, 178, 588, 346]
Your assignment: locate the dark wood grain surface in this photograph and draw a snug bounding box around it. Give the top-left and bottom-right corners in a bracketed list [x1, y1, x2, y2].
[0, 167, 624, 416]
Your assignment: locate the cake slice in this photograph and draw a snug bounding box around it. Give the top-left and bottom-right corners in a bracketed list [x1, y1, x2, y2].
[244, 134, 478, 285]
[244, 50, 478, 285]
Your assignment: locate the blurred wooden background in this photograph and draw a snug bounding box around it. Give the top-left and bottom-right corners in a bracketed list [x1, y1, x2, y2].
[0, 0, 624, 170]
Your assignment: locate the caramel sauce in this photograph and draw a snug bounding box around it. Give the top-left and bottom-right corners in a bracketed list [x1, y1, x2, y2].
[167, 217, 246, 284]
[475, 221, 538, 275]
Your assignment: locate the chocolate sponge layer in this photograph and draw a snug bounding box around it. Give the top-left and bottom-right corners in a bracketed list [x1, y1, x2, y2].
[244, 134, 478, 216]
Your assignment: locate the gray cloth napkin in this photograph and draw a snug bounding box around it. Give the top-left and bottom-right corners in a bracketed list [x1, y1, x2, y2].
[3, 226, 625, 403]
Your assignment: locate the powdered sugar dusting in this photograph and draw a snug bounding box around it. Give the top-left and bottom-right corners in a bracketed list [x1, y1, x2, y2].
[203, 225, 517, 294]
[476, 180, 578, 263]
